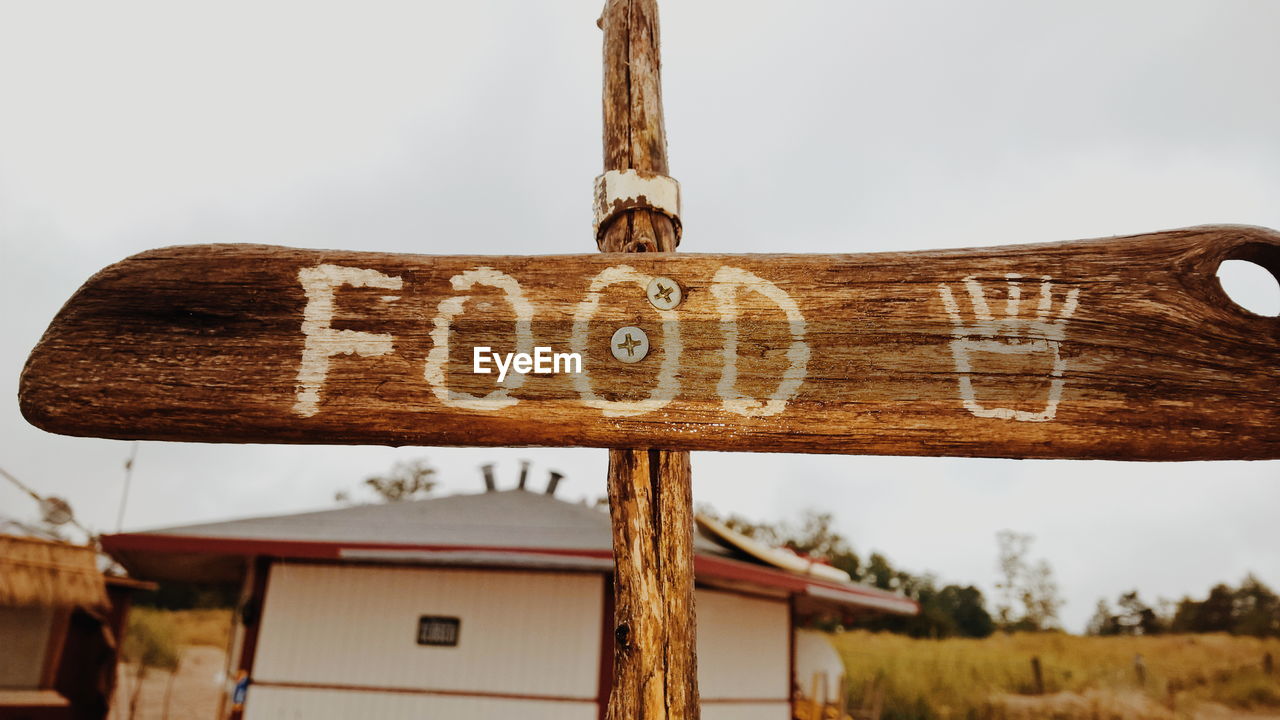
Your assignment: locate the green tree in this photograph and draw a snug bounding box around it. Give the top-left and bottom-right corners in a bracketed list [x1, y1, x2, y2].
[717, 509, 862, 579]
[1117, 590, 1164, 635]
[864, 551, 903, 591]
[1197, 583, 1238, 633]
[1089, 590, 1164, 636]
[700, 506, 997, 639]
[995, 530, 1032, 627]
[932, 585, 996, 638]
[1087, 599, 1120, 636]
[994, 530, 1062, 631]
[856, 577, 995, 639]
[335, 458, 438, 504]
[1233, 574, 1280, 637]
[1169, 575, 1279, 638]
[784, 511, 862, 580]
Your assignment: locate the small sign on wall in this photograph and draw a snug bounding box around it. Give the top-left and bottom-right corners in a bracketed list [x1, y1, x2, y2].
[417, 616, 461, 647]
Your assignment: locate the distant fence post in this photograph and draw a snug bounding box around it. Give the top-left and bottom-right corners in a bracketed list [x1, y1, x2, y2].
[1265, 652, 1274, 675]
[1134, 654, 1147, 686]
[1030, 656, 1045, 695]
[1165, 678, 1180, 709]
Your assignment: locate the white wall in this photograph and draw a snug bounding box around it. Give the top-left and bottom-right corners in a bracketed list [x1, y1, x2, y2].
[251, 563, 602, 700]
[0, 606, 54, 687]
[794, 629, 846, 703]
[247, 565, 794, 720]
[696, 588, 790, 720]
[245, 685, 597, 720]
[702, 704, 793, 720]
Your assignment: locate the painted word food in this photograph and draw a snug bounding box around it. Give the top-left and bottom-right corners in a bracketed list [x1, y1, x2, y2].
[296, 263, 813, 419]
[295, 261, 1080, 423]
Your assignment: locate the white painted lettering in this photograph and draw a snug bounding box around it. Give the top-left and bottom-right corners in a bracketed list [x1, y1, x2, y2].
[570, 265, 681, 417]
[293, 264, 403, 417]
[710, 266, 810, 417]
[424, 268, 533, 410]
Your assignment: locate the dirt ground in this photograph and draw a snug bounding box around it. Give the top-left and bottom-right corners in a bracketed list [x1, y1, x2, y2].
[111, 647, 1277, 720]
[110, 646, 225, 720]
[994, 690, 1280, 720]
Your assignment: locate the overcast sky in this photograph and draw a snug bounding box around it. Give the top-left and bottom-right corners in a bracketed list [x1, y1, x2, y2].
[2, 1, 1278, 633]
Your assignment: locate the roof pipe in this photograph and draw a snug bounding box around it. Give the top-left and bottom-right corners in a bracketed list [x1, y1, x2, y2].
[545, 470, 564, 496]
[481, 463, 497, 492]
[518, 460, 530, 490]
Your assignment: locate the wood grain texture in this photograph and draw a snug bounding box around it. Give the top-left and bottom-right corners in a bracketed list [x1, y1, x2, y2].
[598, 2, 698, 719]
[604, 449, 697, 720]
[16, 225, 1280, 460]
[598, 0, 677, 255]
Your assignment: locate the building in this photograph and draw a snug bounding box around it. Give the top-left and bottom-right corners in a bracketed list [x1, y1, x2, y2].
[0, 534, 148, 720]
[102, 489, 916, 720]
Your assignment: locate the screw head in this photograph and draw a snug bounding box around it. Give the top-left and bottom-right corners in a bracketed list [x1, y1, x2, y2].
[610, 326, 650, 363]
[646, 276, 683, 310]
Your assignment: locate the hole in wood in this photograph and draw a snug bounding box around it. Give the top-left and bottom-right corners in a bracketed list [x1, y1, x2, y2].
[1216, 259, 1280, 317]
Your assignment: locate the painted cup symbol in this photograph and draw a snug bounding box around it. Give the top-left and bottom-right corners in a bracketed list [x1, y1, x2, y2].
[937, 274, 1080, 422]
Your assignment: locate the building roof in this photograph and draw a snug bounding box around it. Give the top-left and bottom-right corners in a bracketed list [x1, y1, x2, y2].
[102, 490, 917, 617]
[111, 490, 709, 553]
[0, 534, 108, 608]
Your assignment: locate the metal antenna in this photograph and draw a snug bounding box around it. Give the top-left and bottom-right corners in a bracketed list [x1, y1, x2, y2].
[116, 442, 139, 532]
[1, 465, 91, 537]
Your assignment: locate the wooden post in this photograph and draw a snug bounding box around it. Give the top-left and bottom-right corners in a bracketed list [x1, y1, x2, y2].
[598, 1, 699, 719]
[1030, 656, 1045, 695]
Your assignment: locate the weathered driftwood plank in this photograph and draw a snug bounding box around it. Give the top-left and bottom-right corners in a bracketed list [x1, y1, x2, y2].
[18, 225, 1280, 460]
[597, 1, 698, 719]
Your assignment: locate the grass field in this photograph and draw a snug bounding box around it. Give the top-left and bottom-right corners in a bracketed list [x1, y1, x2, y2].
[122, 608, 233, 669]
[833, 630, 1280, 720]
[120, 609, 1278, 719]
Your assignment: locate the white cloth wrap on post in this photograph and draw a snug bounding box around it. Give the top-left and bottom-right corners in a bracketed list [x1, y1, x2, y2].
[593, 169, 682, 245]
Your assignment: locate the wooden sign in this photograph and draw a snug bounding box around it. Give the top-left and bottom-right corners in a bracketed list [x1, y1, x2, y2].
[19, 224, 1280, 460]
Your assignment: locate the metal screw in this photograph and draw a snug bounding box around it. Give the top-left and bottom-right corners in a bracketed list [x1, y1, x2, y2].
[610, 326, 649, 363]
[646, 276, 682, 310]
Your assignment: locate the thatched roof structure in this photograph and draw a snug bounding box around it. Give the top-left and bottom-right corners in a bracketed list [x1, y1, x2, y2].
[0, 534, 108, 608]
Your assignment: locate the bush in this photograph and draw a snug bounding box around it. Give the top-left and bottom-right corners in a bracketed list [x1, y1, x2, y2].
[122, 608, 180, 670]
[1211, 670, 1280, 709]
[832, 630, 1280, 719]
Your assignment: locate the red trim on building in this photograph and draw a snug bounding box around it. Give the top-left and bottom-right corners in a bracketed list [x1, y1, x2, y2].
[250, 680, 597, 704]
[102, 532, 918, 615]
[249, 680, 783, 708]
[695, 555, 917, 612]
[596, 578, 615, 720]
[787, 594, 797, 714]
[101, 533, 615, 562]
[230, 558, 271, 720]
